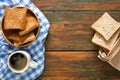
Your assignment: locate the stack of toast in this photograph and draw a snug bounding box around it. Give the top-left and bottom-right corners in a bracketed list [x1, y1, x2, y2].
[91, 12, 120, 71]
[2, 7, 40, 47]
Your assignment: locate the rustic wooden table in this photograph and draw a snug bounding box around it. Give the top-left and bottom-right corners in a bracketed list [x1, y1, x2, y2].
[31, 0, 120, 80]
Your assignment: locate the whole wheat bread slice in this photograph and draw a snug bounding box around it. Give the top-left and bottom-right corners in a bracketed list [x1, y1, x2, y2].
[91, 12, 120, 41]
[92, 29, 120, 50]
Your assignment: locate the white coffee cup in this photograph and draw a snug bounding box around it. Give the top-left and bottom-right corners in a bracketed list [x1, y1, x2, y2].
[8, 50, 38, 73]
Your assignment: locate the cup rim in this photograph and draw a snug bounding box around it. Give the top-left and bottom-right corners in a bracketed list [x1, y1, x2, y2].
[1, 6, 40, 47]
[8, 50, 30, 73]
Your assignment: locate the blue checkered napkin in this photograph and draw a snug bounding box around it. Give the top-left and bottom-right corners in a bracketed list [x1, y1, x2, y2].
[0, 0, 50, 80]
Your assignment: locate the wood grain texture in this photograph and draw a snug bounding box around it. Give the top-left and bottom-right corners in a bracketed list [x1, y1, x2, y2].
[31, 0, 120, 10]
[31, 0, 120, 80]
[36, 51, 120, 80]
[44, 11, 120, 50]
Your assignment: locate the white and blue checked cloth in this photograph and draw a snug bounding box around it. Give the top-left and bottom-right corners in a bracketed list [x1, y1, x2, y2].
[0, 0, 50, 80]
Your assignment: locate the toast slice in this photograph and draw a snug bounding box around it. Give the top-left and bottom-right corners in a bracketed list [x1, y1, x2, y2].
[4, 7, 27, 30]
[14, 32, 36, 47]
[19, 14, 39, 36]
[4, 30, 27, 47]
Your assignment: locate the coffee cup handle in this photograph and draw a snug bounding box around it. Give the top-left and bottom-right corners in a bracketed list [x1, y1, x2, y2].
[29, 60, 38, 68]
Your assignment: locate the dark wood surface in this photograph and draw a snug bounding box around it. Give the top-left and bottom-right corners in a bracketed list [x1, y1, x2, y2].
[31, 0, 120, 80]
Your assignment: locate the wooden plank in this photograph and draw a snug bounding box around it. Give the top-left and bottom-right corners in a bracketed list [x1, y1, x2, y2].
[36, 51, 120, 80]
[44, 11, 120, 50]
[31, 0, 120, 10]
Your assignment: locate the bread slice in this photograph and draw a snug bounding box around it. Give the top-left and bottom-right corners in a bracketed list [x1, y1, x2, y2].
[23, 32, 36, 44]
[92, 29, 120, 50]
[91, 12, 120, 41]
[14, 32, 36, 47]
[4, 7, 27, 30]
[4, 30, 27, 47]
[4, 30, 25, 42]
[19, 14, 39, 36]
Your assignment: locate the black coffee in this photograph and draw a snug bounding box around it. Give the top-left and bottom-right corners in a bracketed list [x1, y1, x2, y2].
[10, 53, 27, 70]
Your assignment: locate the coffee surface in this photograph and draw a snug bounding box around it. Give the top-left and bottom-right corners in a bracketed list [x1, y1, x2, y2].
[10, 53, 27, 70]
